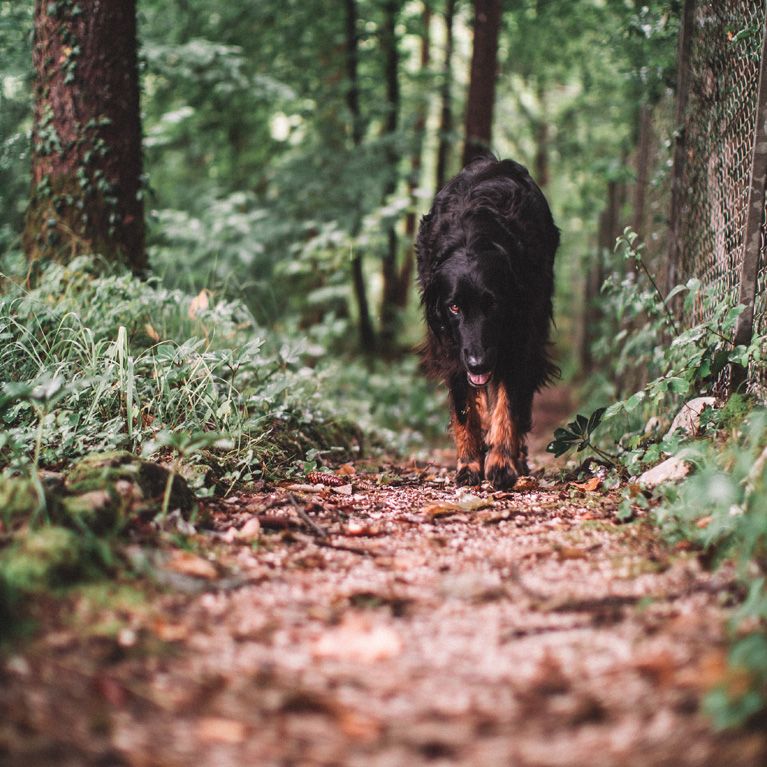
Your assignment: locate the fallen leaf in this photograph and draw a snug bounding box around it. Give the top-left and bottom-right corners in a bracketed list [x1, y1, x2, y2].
[695, 515, 713, 529]
[331, 484, 353, 496]
[337, 708, 381, 742]
[188, 289, 209, 319]
[152, 619, 189, 642]
[95, 675, 126, 707]
[313, 616, 402, 663]
[236, 517, 261, 541]
[144, 323, 160, 342]
[197, 717, 246, 744]
[556, 545, 588, 560]
[343, 521, 382, 536]
[165, 550, 217, 580]
[573, 476, 602, 492]
[514, 476, 539, 492]
[285, 483, 324, 493]
[337, 463, 356, 476]
[633, 650, 677, 686]
[423, 494, 493, 519]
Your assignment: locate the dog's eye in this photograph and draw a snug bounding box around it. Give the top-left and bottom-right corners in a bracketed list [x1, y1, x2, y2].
[448, 304, 461, 315]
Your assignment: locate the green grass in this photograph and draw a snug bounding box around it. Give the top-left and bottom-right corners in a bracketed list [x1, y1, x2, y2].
[0, 253, 443, 639]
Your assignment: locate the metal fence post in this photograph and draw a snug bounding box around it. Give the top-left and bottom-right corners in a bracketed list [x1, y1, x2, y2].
[666, 0, 695, 295]
[730, 8, 767, 394]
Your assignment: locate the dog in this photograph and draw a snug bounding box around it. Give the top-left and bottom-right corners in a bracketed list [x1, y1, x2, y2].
[416, 154, 559, 489]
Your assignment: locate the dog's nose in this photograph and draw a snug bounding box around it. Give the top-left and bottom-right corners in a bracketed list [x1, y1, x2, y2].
[466, 354, 486, 373]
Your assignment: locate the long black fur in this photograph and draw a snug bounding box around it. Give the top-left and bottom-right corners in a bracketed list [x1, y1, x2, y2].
[416, 154, 559, 482]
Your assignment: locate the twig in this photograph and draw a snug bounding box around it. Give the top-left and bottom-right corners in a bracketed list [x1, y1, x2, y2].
[315, 539, 380, 557]
[286, 493, 328, 539]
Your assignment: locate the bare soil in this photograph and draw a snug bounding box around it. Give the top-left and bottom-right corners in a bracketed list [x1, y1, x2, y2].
[1, 387, 765, 767]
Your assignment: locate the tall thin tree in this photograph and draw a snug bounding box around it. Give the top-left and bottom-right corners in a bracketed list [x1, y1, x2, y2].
[397, 1, 432, 309]
[462, 0, 502, 165]
[24, 0, 146, 272]
[345, 0, 376, 353]
[379, 0, 403, 352]
[435, 0, 457, 190]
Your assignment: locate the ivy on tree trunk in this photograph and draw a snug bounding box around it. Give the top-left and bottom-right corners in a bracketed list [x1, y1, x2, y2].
[24, 0, 146, 273]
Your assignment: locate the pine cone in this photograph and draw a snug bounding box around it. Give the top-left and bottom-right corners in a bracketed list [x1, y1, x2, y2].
[306, 471, 346, 487]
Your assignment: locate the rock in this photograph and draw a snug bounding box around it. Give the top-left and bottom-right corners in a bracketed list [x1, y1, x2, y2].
[638, 455, 691, 489]
[665, 397, 717, 439]
[643, 416, 662, 435]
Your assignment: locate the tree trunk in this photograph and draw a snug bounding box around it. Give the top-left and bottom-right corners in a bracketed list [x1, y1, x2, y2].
[397, 1, 432, 309]
[435, 0, 456, 190]
[581, 180, 624, 374]
[24, 0, 146, 272]
[462, 0, 502, 166]
[345, 0, 376, 353]
[379, 0, 402, 353]
[534, 79, 549, 188]
[632, 103, 652, 237]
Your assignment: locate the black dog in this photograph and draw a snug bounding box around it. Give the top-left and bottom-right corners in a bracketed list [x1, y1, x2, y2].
[416, 154, 559, 489]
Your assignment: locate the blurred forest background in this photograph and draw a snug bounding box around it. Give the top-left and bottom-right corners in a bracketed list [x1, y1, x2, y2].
[1, 0, 678, 365]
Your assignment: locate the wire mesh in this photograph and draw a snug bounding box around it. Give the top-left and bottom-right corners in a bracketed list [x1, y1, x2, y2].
[675, 0, 765, 329]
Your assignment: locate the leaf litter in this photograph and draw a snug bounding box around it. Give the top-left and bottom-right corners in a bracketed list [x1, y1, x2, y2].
[1, 390, 766, 766]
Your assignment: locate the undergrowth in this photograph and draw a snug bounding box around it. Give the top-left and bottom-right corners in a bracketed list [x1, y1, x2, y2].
[552, 228, 767, 729]
[0, 254, 442, 639]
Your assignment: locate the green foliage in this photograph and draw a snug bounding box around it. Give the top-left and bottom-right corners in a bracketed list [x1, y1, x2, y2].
[565, 227, 767, 729]
[547, 407, 611, 463]
[561, 229, 760, 476]
[0, 254, 442, 477]
[653, 412, 767, 727]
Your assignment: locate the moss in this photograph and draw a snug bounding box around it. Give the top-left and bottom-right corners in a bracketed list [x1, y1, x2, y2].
[0, 476, 47, 520]
[1, 526, 85, 590]
[22, 173, 126, 269]
[66, 451, 196, 515]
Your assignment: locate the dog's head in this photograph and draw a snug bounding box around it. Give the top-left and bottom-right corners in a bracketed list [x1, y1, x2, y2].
[425, 243, 511, 388]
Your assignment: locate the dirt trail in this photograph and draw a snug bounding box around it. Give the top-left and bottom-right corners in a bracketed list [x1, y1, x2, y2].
[2, 388, 766, 767]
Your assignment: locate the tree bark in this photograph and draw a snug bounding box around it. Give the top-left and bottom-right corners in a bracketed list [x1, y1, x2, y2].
[632, 103, 652, 237]
[581, 180, 624, 374]
[379, 0, 403, 353]
[24, 0, 146, 272]
[345, 0, 376, 353]
[435, 0, 456, 190]
[397, 1, 432, 309]
[534, 79, 549, 188]
[462, 0, 502, 166]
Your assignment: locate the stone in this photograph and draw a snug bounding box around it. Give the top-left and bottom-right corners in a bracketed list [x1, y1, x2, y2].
[665, 397, 717, 439]
[638, 455, 691, 489]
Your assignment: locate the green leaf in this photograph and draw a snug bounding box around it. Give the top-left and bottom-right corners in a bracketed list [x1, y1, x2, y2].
[666, 377, 689, 394]
[624, 390, 646, 412]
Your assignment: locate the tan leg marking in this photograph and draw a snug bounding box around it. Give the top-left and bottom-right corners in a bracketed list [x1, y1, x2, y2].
[453, 388, 484, 485]
[485, 381, 520, 488]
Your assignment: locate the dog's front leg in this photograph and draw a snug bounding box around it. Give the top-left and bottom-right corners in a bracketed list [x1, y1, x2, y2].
[450, 378, 484, 486]
[485, 380, 521, 490]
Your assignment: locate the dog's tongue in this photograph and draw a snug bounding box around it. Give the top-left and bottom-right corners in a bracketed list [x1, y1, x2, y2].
[468, 371, 491, 386]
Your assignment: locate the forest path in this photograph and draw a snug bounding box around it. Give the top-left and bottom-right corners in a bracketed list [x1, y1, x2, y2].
[3, 388, 766, 767]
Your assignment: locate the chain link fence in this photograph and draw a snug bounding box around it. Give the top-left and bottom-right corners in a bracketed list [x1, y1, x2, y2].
[671, 1, 765, 325]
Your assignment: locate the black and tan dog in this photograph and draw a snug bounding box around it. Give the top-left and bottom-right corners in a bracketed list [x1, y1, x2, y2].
[417, 154, 559, 489]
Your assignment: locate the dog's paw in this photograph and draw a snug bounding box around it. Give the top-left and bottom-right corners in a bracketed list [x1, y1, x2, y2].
[486, 460, 518, 490]
[456, 461, 483, 487]
[514, 456, 530, 476]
